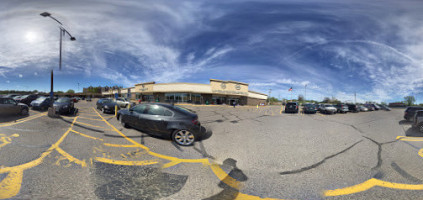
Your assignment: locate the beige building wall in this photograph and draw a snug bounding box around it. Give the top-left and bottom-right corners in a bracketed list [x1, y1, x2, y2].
[134, 82, 155, 94]
[210, 79, 249, 96]
[153, 83, 211, 93]
[248, 91, 267, 100]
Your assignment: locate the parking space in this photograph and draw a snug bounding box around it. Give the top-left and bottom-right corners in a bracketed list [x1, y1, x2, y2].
[1, 101, 423, 199]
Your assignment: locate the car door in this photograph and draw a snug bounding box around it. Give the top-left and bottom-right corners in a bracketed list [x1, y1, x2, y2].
[5, 98, 20, 114]
[127, 104, 147, 130]
[144, 105, 171, 135]
[0, 98, 12, 115]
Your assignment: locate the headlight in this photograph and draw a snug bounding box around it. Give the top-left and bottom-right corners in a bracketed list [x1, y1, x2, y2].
[104, 105, 109, 108]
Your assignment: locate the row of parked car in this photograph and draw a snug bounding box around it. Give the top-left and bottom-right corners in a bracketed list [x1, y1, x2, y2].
[284, 102, 391, 114]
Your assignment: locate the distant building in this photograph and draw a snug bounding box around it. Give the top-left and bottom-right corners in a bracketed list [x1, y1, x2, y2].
[388, 102, 406, 107]
[104, 79, 267, 106]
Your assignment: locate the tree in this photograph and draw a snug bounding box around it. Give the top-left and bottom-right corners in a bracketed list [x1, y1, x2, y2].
[268, 97, 280, 103]
[323, 97, 331, 103]
[404, 96, 415, 106]
[66, 89, 75, 94]
[298, 95, 304, 102]
[56, 91, 64, 94]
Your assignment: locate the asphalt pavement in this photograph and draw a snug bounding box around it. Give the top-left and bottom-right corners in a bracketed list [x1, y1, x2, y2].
[0, 100, 422, 199]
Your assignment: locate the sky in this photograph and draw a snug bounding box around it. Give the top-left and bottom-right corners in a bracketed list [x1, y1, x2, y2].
[1, 0, 423, 103]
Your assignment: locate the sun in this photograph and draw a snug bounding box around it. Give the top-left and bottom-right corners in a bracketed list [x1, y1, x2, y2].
[25, 31, 38, 43]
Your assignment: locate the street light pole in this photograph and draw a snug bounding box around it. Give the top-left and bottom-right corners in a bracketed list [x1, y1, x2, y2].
[304, 84, 307, 103]
[40, 12, 76, 114]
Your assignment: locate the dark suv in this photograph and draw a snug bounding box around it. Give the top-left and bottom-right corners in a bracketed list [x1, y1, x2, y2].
[412, 110, 423, 133]
[346, 104, 359, 112]
[285, 102, 299, 113]
[404, 106, 423, 121]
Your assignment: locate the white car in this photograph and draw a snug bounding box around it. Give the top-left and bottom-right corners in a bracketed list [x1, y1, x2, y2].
[321, 104, 337, 114]
[358, 105, 368, 112]
[115, 98, 130, 108]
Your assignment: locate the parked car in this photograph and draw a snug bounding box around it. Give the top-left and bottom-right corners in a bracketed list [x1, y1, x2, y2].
[115, 97, 131, 108]
[346, 104, 359, 112]
[53, 97, 75, 114]
[86, 96, 92, 101]
[404, 106, 423, 121]
[364, 104, 375, 111]
[13, 95, 22, 100]
[0, 97, 29, 115]
[30, 96, 51, 110]
[285, 102, 299, 113]
[379, 104, 391, 111]
[70, 97, 78, 103]
[370, 104, 380, 110]
[15, 94, 38, 106]
[96, 98, 119, 114]
[321, 104, 337, 114]
[3, 94, 19, 98]
[117, 103, 204, 146]
[412, 110, 423, 133]
[334, 104, 349, 113]
[358, 105, 368, 112]
[303, 103, 317, 114]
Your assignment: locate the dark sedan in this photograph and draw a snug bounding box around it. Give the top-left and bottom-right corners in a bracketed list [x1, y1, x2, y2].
[96, 98, 119, 114]
[117, 103, 203, 146]
[0, 97, 29, 116]
[15, 94, 38, 106]
[404, 106, 423, 121]
[30, 96, 51, 110]
[53, 97, 74, 114]
[303, 104, 317, 114]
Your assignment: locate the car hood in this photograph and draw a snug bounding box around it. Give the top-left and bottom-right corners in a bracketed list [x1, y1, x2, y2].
[18, 103, 28, 107]
[103, 102, 118, 107]
[53, 102, 70, 107]
[326, 107, 336, 110]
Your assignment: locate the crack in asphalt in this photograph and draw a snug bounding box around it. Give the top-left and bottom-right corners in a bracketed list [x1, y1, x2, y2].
[279, 140, 363, 175]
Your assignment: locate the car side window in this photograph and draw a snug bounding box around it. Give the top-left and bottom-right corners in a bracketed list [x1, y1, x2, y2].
[164, 109, 173, 116]
[4, 99, 16, 104]
[417, 111, 423, 117]
[146, 105, 165, 116]
[133, 104, 147, 114]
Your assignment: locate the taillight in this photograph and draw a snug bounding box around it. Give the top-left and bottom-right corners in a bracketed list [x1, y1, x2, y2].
[192, 119, 199, 125]
[296, 106, 298, 109]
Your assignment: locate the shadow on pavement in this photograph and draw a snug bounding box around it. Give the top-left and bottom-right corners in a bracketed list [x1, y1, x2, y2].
[93, 162, 188, 200]
[399, 120, 412, 125]
[203, 158, 248, 200]
[0, 114, 29, 123]
[405, 128, 423, 137]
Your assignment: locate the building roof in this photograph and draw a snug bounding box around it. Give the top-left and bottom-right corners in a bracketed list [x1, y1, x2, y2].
[135, 81, 155, 86]
[209, 79, 249, 86]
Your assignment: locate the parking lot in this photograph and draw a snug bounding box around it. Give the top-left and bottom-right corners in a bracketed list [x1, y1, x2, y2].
[1, 100, 423, 199]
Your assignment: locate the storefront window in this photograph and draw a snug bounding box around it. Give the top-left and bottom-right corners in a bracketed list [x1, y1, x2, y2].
[165, 93, 188, 103]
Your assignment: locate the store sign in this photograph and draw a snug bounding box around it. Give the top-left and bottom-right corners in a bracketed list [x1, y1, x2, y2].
[235, 84, 241, 90]
[220, 83, 226, 89]
[139, 84, 148, 91]
[212, 90, 248, 95]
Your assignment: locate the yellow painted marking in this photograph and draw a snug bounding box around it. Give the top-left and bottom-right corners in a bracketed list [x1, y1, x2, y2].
[418, 149, 423, 158]
[94, 157, 158, 166]
[74, 121, 108, 129]
[103, 143, 138, 148]
[70, 129, 103, 141]
[78, 113, 101, 117]
[319, 114, 325, 117]
[0, 133, 19, 148]
[115, 105, 118, 117]
[396, 136, 423, 141]
[324, 178, 423, 196]
[77, 116, 104, 121]
[0, 169, 23, 199]
[56, 147, 87, 168]
[120, 154, 127, 158]
[162, 160, 182, 169]
[0, 117, 78, 199]
[0, 113, 46, 127]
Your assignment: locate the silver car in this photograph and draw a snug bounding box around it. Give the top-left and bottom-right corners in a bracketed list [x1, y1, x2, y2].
[115, 97, 130, 108]
[358, 105, 368, 112]
[321, 104, 337, 114]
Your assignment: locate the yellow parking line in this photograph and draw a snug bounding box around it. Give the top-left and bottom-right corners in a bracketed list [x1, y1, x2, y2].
[55, 147, 87, 167]
[70, 130, 103, 141]
[324, 178, 423, 196]
[78, 113, 100, 117]
[77, 116, 104, 121]
[162, 160, 182, 169]
[0, 117, 78, 199]
[94, 157, 158, 166]
[419, 149, 423, 158]
[103, 143, 138, 148]
[0, 133, 19, 148]
[396, 136, 423, 141]
[0, 113, 46, 127]
[74, 121, 109, 129]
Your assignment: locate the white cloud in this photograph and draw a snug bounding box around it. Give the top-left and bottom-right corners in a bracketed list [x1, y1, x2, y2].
[18, 74, 23, 78]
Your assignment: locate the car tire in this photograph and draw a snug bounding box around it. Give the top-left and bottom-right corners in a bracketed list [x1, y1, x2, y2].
[172, 129, 196, 146]
[119, 115, 129, 128]
[20, 108, 29, 116]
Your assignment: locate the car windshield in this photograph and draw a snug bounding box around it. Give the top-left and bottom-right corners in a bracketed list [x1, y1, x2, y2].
[36, 97, 47, 101]
[325, 105, 333, 107]
[20, 95, 28, 99]
[102, 99, 113, 103]
[57, 98, 70, 103]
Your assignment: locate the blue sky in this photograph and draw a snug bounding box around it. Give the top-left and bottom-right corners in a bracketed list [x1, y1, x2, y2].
[1, 0, 423, 103]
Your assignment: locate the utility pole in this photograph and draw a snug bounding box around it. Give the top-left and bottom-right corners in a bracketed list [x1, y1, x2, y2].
[268, 89, 272, 105]
[304, 84, 307, 103]
[354, 91, 356, 104]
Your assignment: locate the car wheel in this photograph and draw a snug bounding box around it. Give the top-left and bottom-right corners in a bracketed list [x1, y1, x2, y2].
[119, 115, 129, 128]
[21, 108, 29, 116]
[172, 129, 195, 146]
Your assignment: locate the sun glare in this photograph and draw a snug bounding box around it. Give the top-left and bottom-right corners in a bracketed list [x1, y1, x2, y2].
[25, 31, 38, 43]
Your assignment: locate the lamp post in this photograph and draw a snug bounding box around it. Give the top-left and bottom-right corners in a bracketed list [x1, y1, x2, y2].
[40, 12, 75, 116]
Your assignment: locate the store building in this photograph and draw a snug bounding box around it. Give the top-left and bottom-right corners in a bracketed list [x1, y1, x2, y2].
[116, 79, 267, 106]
